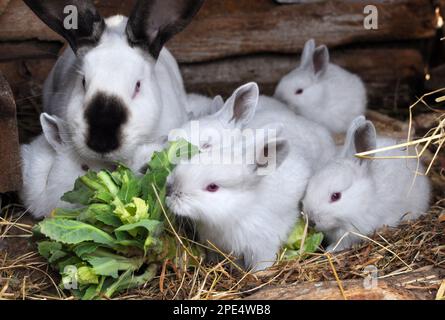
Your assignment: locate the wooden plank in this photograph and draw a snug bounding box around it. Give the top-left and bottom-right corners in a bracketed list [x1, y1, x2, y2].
[180, 48, 424, 110]
[0, 0, 436, 63]
[0, 41, 62, 62]
[0, 0, 136, 43]
[0, 59, 55, 90]
[0, 70, 21, 193]
[169, 0, 436, 63]
[246, 268, 443, 300]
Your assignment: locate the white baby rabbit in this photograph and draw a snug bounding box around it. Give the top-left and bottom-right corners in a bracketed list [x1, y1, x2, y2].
[20, 135, 58, 218]
[302, 116, 431, 252]
[166, 129, 306, 272]
[20, 114, 111, 219]
[166, 83, 336, 271]
[24, 0, 204, 165]
[274, 39, 367, 134]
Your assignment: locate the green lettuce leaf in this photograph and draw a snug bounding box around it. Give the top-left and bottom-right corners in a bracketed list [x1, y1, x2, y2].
[113, 197, 149, 225]
[281, 219, 324, 260]
[39, 219, 118, 249]
[77, 266, 99, 285]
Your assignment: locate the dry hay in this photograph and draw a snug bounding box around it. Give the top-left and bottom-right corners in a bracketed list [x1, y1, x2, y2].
[1, 91, 444, 300]
[1, 198, 443, 300]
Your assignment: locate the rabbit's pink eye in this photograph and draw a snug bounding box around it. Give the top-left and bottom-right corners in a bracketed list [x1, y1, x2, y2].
[330, 192, 342, 203]
[295, 89, 304, 95]
[201, 142, 211, 150]
[206, 183, 219, 193]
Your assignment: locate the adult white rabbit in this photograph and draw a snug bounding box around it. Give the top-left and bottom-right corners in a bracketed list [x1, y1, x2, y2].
[302, 116, 431, 252]
[166, 83, 336, 271]
[20, 114, 111, 219]
[24, 0, 204, 165]
[274, 39, 367, 134]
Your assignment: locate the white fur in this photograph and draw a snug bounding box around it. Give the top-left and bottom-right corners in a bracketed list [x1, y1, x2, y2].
[274, 39, 367, 134]
[20, 114, 111, 218]
[44, 16, 188, 164]
[166, 83, 336, 271]
[129, 138, 167, 174]
[185, 94, 224, 120]
[302, 116, 431, 251]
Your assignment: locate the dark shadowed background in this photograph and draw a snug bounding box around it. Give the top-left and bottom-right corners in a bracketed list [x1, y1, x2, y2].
[0, 0, 444, 140]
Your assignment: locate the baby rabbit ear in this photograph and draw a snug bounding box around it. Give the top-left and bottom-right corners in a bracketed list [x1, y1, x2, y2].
[40, 113, 63, 150]
[341, 116, 377, 160]
[211, 95, 225, 113]
[23, 0, 105, 54]
[126, 0, 205, 59]
[341, 116, 366, 157]
[218, 82, 259, 128]
[300, 39, 316, 68]
[255, 137, 290, 175]
[313, 45, 330, 77]
[354, 120, 377, 155]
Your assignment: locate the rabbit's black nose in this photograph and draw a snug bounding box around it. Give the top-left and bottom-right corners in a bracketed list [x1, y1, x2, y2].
[85, 92, 128, 154]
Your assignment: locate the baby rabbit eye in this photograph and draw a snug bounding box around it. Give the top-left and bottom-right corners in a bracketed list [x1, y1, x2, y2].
[201, 142, 211, 150]
[330, 192, 342, 203]
[295, 89, 304, 95]
[205, 183, 219, 193]
[82, 77, 86, 89]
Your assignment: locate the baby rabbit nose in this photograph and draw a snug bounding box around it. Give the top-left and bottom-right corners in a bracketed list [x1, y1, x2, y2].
[166, 183, 173, 197]
[308, 219, 316, 228]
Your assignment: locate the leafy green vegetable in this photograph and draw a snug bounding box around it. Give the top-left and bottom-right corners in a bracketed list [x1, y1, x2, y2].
[34, 140, 202, 300]
[39, 219, 119, 248]
[77, 266, 99, 285]
[280, 218, 324, 260]
[113, 197, 149, 225]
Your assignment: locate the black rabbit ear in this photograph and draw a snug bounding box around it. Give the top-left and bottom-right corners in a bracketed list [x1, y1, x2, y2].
[126, 0, 205, 59]
[23, 0, 105, 54]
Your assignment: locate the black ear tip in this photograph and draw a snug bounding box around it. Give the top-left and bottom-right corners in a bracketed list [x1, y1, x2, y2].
[22, 0, 104, 54]
[126, 0, 205, 58]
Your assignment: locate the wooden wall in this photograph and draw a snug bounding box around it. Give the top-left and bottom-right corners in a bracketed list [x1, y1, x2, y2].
[0, 0, 442, 141]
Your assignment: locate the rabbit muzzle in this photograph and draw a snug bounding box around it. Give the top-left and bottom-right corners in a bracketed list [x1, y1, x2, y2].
[84, 92, 129, 155]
